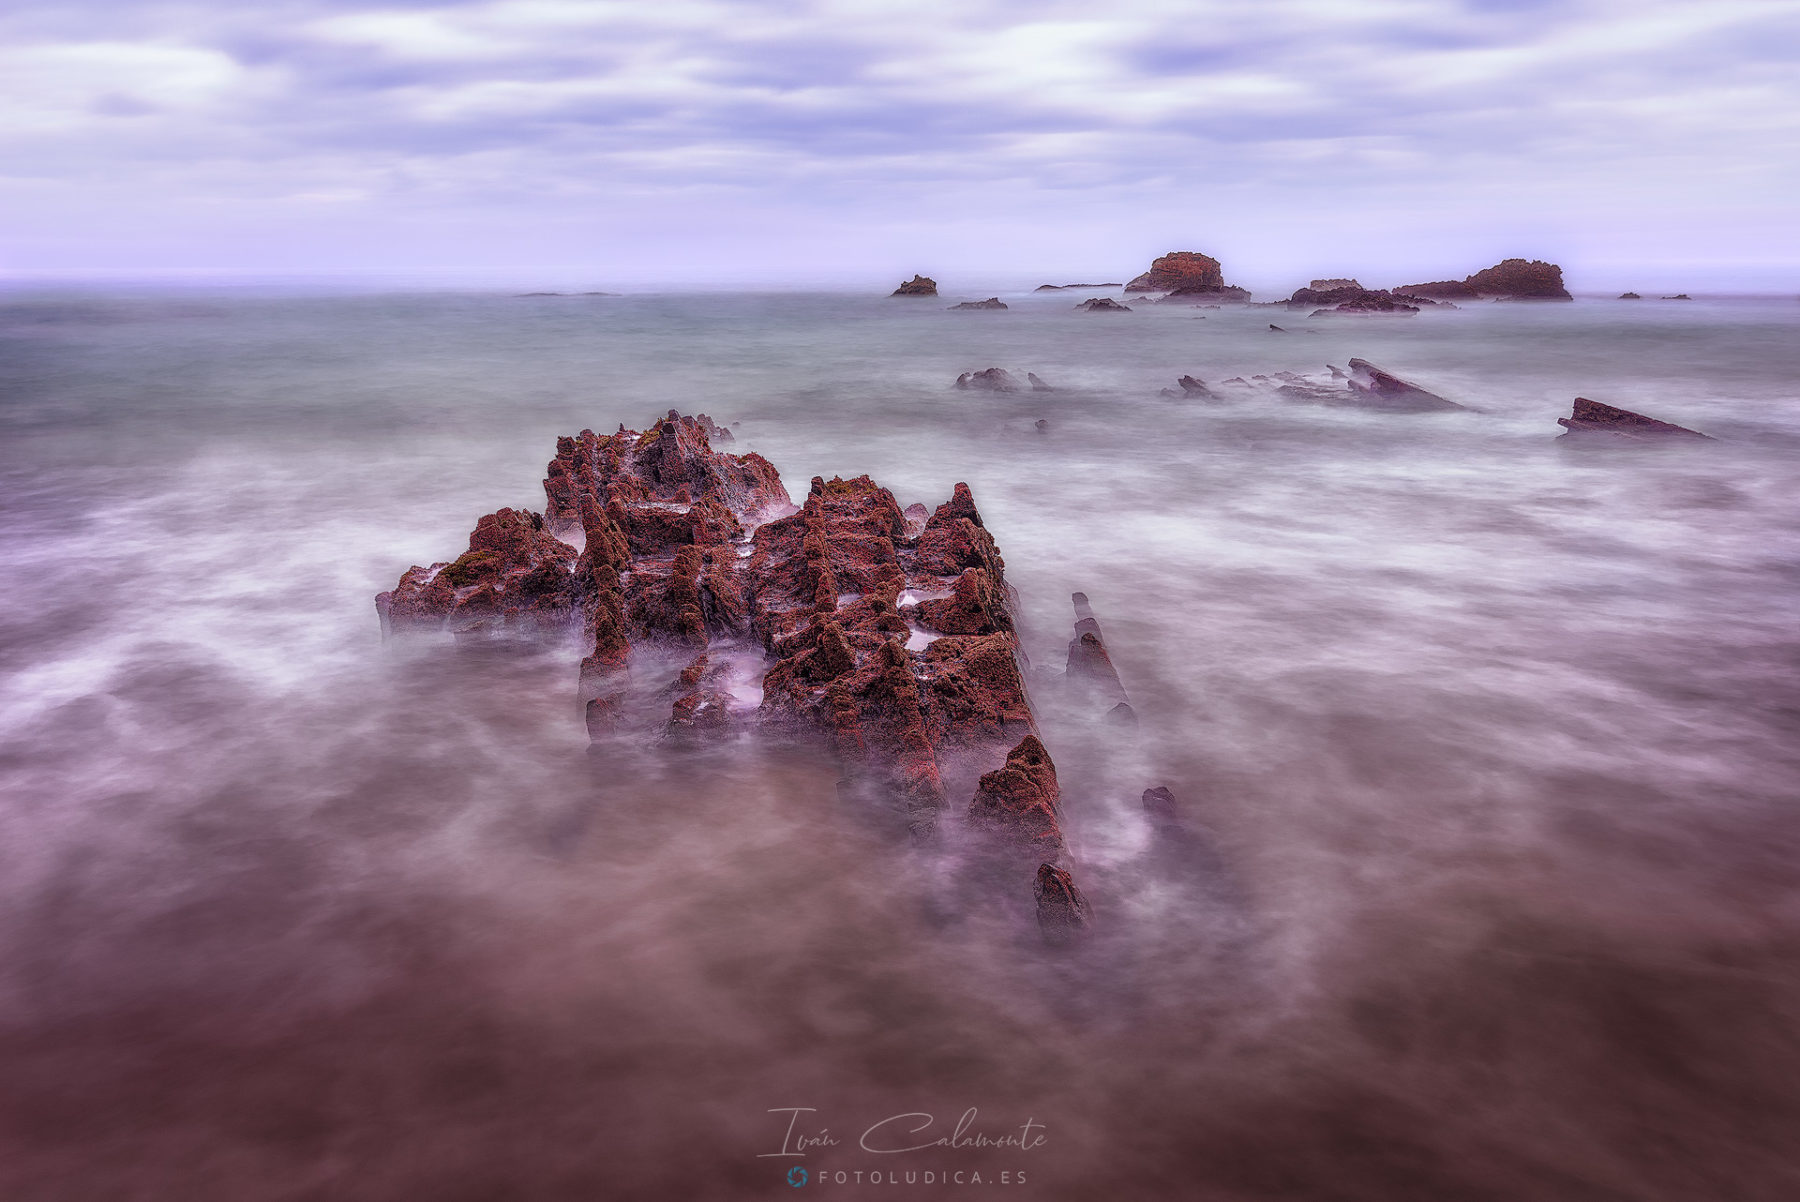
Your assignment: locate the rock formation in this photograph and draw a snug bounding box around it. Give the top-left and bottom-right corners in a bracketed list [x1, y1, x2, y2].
[891, 275, 938, 297]
[1175, 375, 1214, 398]
[1065, 592, 1129, 708]
[956, 368, 1022, 392]
[1662, 294, 1692, 300]
[379, 410, 1086, 941]
[1310, 278, 1360, 291]
[1033, 863, 1089, 944]
[1619, 292, 1642, 299]
[1035, 282, 1124, 290]
[1125, 251, 1251, 300]
[1077, 297, 1132, 312]
[1556, 397, 1711, 441]
[1399, 258, 1572, 301]
[949, 298, 1008, 310]
[1345, 359, 1465, 413]
[1027, 373, 1053, 392]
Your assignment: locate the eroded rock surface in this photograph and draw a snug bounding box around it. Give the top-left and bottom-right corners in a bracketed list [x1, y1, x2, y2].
[1345, 359, 1465, 413]
[1557, 397, 1711, 441]
[891, 275, 938, 297]
[956, 368, 1022, 392]
[950, 297, 1008, 310]
[1400, 258, 1571, 301]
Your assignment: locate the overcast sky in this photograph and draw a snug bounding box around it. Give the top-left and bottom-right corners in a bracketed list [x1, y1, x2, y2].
[3, 0, 1797, 290]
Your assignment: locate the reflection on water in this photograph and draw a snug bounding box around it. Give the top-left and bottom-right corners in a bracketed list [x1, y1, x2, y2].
[1, 288, 1798, 1199]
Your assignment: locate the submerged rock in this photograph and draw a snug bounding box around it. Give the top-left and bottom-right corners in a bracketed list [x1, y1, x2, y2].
[891, 275, 938, 297]
[949, 297, 1008, 310]
[1142, 785, 1179, 824]
[1034, 863, 1089, 944]
[1035, 282, 1124, 290]
[1176, 375, 1214, 398]
[1034, 419, 1049, 433]
[1556, 397, 1711, 441]
[1662, 294, 1692, 300]
[1400, 258, 1572, 301]
[1065, 593, 1129, 707]
[1027, 372, 1053, 392]
[1076, 297, 1132, 312]
[956, 367, 1022, 392]
[376, 507, 579, 638]
[1345, 358, 1465, 413]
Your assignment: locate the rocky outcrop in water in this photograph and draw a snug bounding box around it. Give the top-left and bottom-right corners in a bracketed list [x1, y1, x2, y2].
[1400, 258, 1572, 301]
[1027, 373, 1053, 392]
[379, 410, 1082, 940]
[1345, 359, 1465, 412]
[1619, 292, 1642, 300]
[949, 298, 1008, 310]
[1035, 282, 1124, 290]
[1125, 251, 1251, 301]
[956, 368, 1022, 392]
[891, 275, 938, 297]
[1065, 592, 1129, 709]
[1077, 297, 1132, 312]
[1556, 397, 1711, 441]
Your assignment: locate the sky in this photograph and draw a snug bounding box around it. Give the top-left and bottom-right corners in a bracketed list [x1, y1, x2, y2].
[2, 0, 1798, 291]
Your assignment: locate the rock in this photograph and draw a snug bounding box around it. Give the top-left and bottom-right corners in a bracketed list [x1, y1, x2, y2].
[1125, 250, 1224, 293]
[1034, 419, 1049, 433]
[1035, 283, 1124, 290]
[1176, 375, 1214, 398]
[1269, 324, 1286, 332]
[1027, 373, 1053, 392]
[1155, 286, 1251, 304]
[1142, 786, 1179, 823]
[1076, 297, 1132, 312]
[376, 507, 579, 637]
[891, 275, 937, 297]
[1310, 278, 1361, 290]
[1106, 702, 1138, 728]
[1328, 364, 1347, 379]
[1556, 397, 1711, 441]
[950, 297, 1008, 310]
[1034, 863, 1089, 944]
[1399, 258, 1572, 301]
[1619, 292, 1642, 299]
[1065, 593, 1128, 706]
[1662, 294, 1692, 300]
[955, 367, 1022, 392]
[967, 735, 1066, 857]
[1344, 358, 1465, 413]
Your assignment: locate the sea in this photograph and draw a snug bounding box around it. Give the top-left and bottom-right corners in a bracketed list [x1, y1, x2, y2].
[2, 282, 1798, 1200]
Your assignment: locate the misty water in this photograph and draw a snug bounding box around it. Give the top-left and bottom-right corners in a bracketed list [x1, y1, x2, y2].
[3, 286, 1799, 1200]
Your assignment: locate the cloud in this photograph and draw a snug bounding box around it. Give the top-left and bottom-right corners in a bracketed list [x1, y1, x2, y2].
[0, 0, 1797, 282]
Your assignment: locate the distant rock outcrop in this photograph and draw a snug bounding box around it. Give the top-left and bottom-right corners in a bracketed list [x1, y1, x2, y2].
[1287, 283, 1436, 314]
[1618, 292, 1642, 299]
[1556, 397, 1710, 441]
[1126, 250, 1224, 293]
[956, 368, 1022, 392]
[949, 297, 1008, 310]
[1400, 258, 1572, 301]
[1035, 283, 1124, 290]
[1077, 297, 1132, 312]
[891, 275, 938, 297]
[1310, 278, 1361, 291]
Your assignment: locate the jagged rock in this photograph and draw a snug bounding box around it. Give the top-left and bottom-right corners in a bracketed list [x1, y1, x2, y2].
[967, 735, 1066, 857]
[950, 297, 1008, 310]
[1065, 593, 1128, 706]
[1176, 375, 1213, 398]
[1035, 283, 1124, 290]
[1310, 278, 1361, 291]
[1345, 358, 1465, 413]
[891, 275, 937, 297]
[1400, 258, 1571, 301]
[1155, 286, 1251, 304]
[1027, 373, 1053, 392]
[956, 368, 1022, 392]
[1125, 250, 1223, 293]
[1034, 863, 1089, 944]
[1619, 292, 1642, 299]
[376, 507, 578, 637]
[1287, 284, 1435, 313]
[1269, 324, 1286, 332]
[1556, 397, 1711, 441]
[1077, 297, 1131, 312]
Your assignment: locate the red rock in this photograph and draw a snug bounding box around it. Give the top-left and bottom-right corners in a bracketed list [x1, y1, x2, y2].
[966, 735, 1066, 856]
[1065, 592, 1128, 706]
[376, 507, 578, 636]
[1400, 258, 1571, 301]
[891, 275, 937, 297]
[1557, 397, 1711, 441]
[1125, 251, 1224, 293]
[912, 567, 1011, 636]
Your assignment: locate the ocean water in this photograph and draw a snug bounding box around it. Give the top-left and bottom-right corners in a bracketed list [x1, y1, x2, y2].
[2, 285, 1798, 1200]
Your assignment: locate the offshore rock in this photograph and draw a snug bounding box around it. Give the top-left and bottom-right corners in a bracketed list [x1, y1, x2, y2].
[1027, 373, 1053, 392]
[1125, 250, 1224, 293]
[967, 735, 1066, 858]
[891, 275, 938, 297]
[1065, 592, 1129, 707]
[956, 368, 1022, 392]
[1035, 282, 1124, 290]
[1345, 358, 1465, 413]
[1400, 258, 1572, 301]
[949, 297, 1008, 310]
[1556, 397, 1711, 441]
[1177, 375, 1214, 398]
[1076, 297, 1132, 312]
